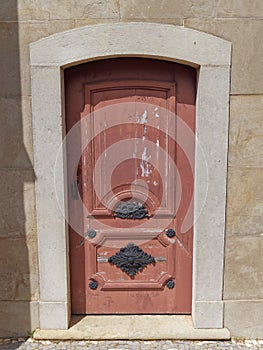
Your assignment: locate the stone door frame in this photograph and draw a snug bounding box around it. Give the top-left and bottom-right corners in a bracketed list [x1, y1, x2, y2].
[30, 22, 231, 330]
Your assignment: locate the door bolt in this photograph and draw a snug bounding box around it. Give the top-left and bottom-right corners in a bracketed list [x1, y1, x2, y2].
[166, 228, 176, 238]
[166, 280, 175, 289]
[89, 280, 98, 290]
[87, 229, 97, 239]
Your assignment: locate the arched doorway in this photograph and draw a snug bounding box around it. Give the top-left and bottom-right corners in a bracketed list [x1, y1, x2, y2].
[30, 22, 231, 331]
[65, 58, 196, 314]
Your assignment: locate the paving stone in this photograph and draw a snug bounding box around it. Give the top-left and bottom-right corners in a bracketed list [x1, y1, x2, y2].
[0, 339, 263, 350]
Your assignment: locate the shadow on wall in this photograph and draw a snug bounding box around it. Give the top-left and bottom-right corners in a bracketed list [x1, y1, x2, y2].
[0, 0, 37, 337]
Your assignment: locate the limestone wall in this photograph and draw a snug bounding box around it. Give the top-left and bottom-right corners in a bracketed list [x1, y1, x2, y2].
[0, 0, 262, 338]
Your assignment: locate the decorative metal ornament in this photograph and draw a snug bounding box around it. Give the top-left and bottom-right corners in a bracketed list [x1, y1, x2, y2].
[89, 280, 98, 290]
[108, 242, 155, 277]
[166, 280, 175, 289]
[166, 228, 176, 238]
[114, 201, 149, 219]
[87, 229, 97, 239]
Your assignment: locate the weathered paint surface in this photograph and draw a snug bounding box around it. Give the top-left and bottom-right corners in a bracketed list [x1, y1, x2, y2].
[65, 58, 196, 314]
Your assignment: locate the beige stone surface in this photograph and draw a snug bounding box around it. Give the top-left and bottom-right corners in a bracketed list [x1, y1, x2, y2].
[224, 301, 263, 338]
[226, 167, 263, 218]
[192, 66, 229, 320]
[0, 301, 39, 337]
[0, 169, 35, 238]
[226, 215, 263, 237]
[0, 21, 75, 97]
[30, 22, 231, 67]
[224, 236, 263, 300]
[74, 18, 118, 27]
[120, 0, 215, 19]
[229, 95, 263, 168]
[184, 19, 263, 94]
[216, 0, 263, 18]
[39, 302, 69, 330]
[0, 0, 18, 21]
[0, 169, 38, 301]
[120, 17, 184, 25]
[34, 315, 230, 340]
[0, 22, 21, 97]
[17, 0, 120, 20]
[0, 235, 39, 300]
[193, 301, 224, 329]
[19, 21, 75, 96]
[0, 96, 33, 167]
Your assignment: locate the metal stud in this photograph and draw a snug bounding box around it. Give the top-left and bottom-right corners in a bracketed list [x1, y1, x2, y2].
[89, 280, 98, 290]
[166, 229, 176, 238]
[87, 229, 97, 239]
[166, 280, 175, 289]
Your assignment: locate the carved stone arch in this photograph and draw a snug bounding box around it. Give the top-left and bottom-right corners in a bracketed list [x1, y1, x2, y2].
[30, 22, 231, 331]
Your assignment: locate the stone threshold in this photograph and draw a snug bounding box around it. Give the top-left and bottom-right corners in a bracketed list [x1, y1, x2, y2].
[34, 315, 230, 340]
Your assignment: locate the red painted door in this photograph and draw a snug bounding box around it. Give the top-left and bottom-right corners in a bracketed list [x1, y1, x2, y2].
[65, 58, 195, 314]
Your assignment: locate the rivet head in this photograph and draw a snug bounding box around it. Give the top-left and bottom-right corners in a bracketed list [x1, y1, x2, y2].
[166, 280, 175, 289]
[166, 229, 175, 238]
[87, 229, 97, 239]
[89, 280, 98, 290]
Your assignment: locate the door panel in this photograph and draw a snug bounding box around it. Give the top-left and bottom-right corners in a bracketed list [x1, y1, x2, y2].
[65, 58, 196, 314]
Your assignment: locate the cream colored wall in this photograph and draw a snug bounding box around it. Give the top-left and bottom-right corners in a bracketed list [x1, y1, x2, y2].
[0, 0, 262, 338]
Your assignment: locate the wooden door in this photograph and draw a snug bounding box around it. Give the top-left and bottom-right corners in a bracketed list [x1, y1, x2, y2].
[65, 58, 196, 314]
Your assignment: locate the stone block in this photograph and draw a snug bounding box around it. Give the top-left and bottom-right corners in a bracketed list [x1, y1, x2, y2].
[19, 21, 74, 96]
[216, 0, 263, 18]
[224, 236, 263, 300]
[226, 167, 263, 218]
[193, 301, 223, 328]
[0, 21, 75, 97]
[193, 65, 229, 303]
[224, 300, 263, 338]
[0, 169, 38, 301]
[17, 0, 119, 20]
[119, 17, 183, 25]
[39, 302, 69, 329]
[226, 215, 263, 237]
[229, 95, 263, 168]
[0, 0, 17, 21]
[0, 301, 39, 337]
[35, 315, 230, 339]
[0, 23, 21, 96]
[184, 19, 263, 94]
[0, 96, 33, 168]
[74, 0, 120, 19]
[0, 169, 35, 238]
[0, 235, 39, 301]
[120, 0, 215, 19]
[74, 18, 118, 28]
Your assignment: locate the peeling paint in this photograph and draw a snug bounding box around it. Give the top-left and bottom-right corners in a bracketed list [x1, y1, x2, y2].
[156, 139, 160, 160]
[153, 181, 158, 186]
[140, 147, 152, 177]
[154, 106, 160, 118]
[141, 110, 148, 124]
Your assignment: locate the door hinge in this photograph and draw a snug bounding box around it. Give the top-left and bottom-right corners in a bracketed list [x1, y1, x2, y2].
[71, 167, 80, 200]
[71, 179, 79, 200]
